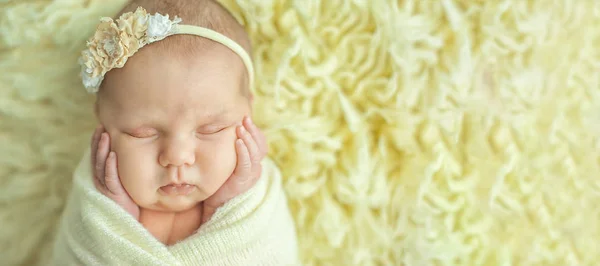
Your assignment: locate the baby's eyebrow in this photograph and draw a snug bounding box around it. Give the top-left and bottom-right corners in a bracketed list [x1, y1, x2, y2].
[202, 108, 232, 121]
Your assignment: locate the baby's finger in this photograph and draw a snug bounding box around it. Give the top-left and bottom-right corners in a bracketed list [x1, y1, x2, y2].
[92, 173, 110, 195]
[244, 117, 268, 157]
[104, 151, 122, 195]
[233, 138, 251, 182]
[238, 125, 261, 165]
[95, 133, 110, 188]
[91, 125, 103, 171]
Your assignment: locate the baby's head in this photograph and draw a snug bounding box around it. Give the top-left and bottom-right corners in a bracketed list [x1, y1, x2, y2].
[86, 0, 253, 212]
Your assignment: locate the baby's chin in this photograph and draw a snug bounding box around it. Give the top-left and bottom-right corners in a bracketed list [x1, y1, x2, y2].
[140, 192, 208, 213]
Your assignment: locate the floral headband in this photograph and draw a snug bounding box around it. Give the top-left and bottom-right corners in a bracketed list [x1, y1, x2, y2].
[78, 6, 254, 93]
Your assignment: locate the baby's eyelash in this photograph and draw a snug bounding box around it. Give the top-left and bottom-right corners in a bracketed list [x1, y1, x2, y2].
[127, 133, 155, 139]
[197, 126, 227, 135]
[127, 128, 158, 138]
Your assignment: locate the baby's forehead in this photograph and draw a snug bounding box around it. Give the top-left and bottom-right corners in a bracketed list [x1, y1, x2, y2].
[105, 39, 245, 87]
[100, 57, 247, 120]
[100, 83, 243, 123]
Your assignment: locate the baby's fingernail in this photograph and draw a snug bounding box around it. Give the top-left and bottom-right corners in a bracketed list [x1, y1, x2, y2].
[247, 116, 253, 125]
[109, 151, 115, 158]
[240, 126, 247, 134]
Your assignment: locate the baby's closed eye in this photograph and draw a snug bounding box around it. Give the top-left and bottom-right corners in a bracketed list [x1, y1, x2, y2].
[122, 123, 234, 139]
[127, 128, 158, 138]
[196, 125, 230, 135]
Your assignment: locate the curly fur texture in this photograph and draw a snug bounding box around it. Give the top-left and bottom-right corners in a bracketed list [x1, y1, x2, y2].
[1, 0, 600, 265]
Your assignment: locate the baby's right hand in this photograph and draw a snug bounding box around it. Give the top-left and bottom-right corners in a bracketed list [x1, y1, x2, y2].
[91, 125, 140, 220]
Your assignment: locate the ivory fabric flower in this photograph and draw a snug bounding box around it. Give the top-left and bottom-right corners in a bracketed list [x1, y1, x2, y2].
[117, 7, 149, 50]
[147, 13, 181, 42]
[95, 18, 129, 69]
[79, 50, 103, 89]
[78, 7, 182, 93]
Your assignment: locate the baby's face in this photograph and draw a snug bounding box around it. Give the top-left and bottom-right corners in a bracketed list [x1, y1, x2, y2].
[97, 43, 250, 212]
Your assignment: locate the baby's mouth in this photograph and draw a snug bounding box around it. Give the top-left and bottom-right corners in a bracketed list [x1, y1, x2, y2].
[159, 184, 196, 196]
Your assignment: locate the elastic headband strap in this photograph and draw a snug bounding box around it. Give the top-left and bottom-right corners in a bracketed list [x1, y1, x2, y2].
[176, 25, 254, 90]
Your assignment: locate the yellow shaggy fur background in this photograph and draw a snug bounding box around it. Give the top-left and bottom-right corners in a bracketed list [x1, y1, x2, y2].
[1, 0, 600, 265]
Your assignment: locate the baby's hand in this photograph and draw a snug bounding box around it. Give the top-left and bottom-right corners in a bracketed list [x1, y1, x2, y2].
[91, 125, 140, 220]
[201, 116, 268, 224]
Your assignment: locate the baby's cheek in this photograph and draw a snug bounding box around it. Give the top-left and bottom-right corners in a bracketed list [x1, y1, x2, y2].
[197, 134, 238, 193]
[111, 135, 158, 206]
[214, 138, 237, 175]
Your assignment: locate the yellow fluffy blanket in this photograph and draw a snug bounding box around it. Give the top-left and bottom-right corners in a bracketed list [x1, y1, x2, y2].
[1, 0, 600, 265]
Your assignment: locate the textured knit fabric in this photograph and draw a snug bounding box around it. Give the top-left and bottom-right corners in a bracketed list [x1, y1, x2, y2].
[50, 148, 300, 266]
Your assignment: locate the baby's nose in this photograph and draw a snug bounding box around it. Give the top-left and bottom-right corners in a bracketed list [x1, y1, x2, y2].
[158, 138, 195, 167]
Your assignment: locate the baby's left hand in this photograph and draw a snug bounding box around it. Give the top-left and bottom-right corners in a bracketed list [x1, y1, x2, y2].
[201, 116, 268, 224]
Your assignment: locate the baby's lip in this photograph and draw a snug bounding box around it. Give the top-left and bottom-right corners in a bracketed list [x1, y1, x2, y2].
[159, 183, 196, 196]
[164, 182, 192, 186]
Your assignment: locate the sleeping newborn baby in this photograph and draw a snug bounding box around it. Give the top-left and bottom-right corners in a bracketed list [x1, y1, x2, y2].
[91, 0, 262, 244]
[51, 0, 299, 265]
